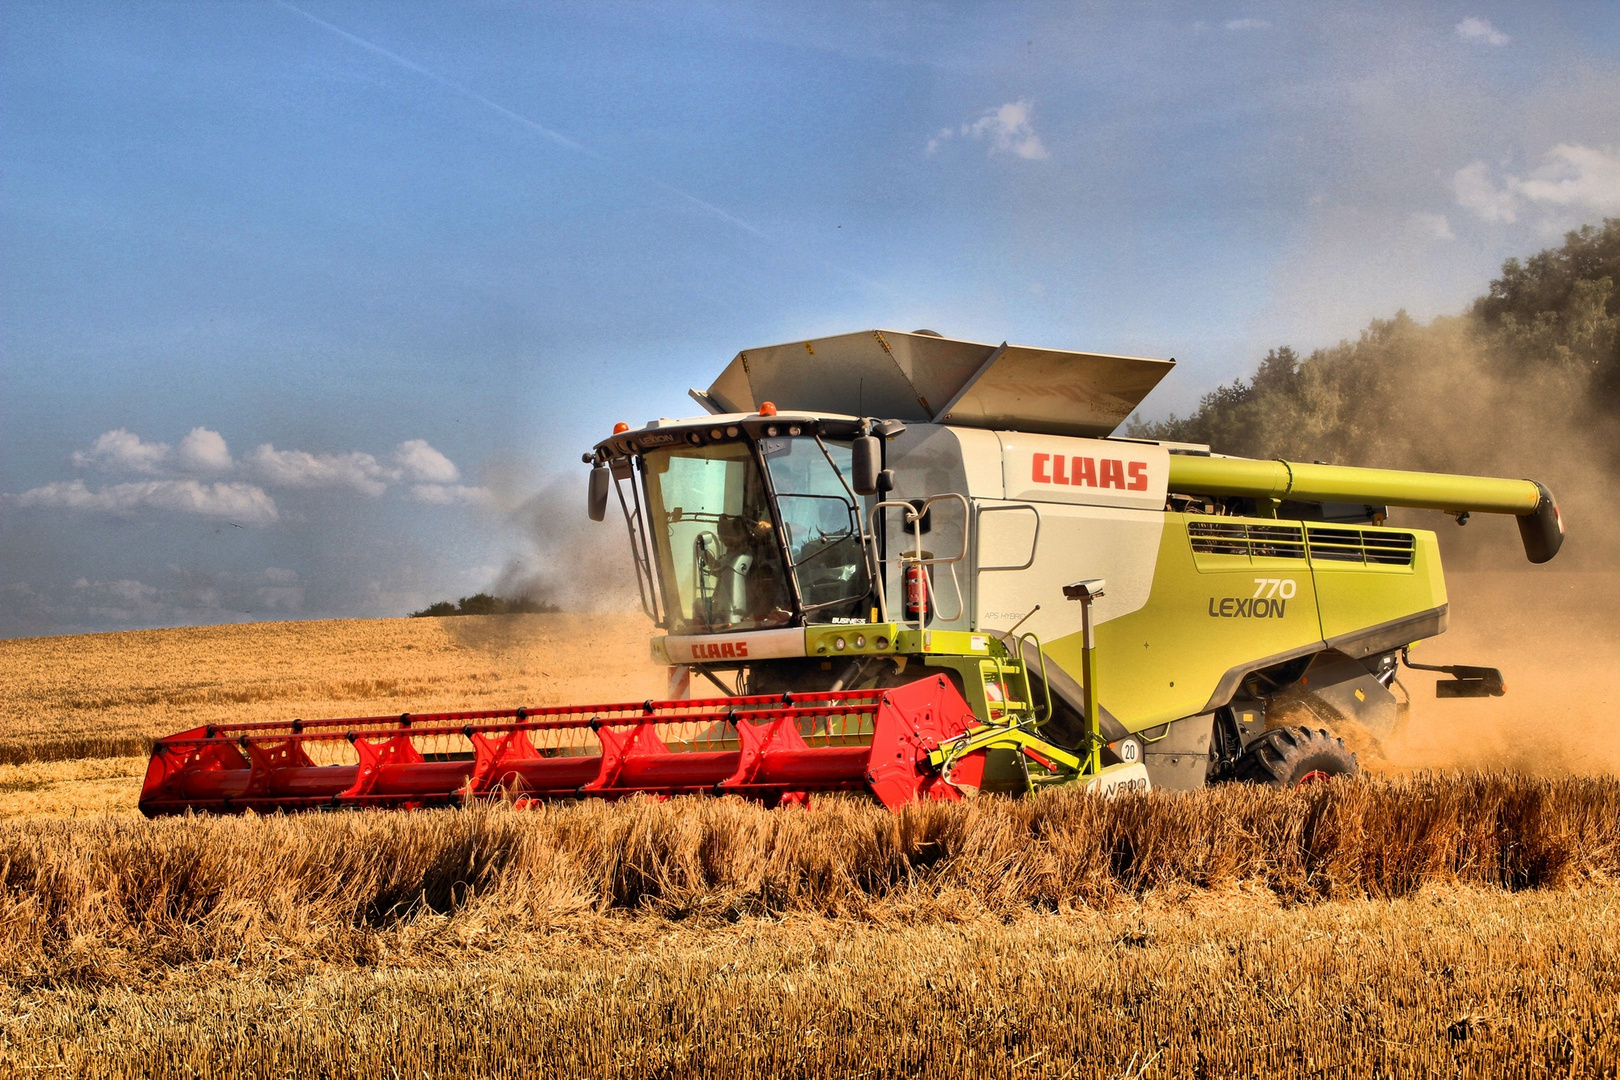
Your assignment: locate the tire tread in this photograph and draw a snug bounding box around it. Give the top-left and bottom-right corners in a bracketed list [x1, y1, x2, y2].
[1223, 725, 1358, 787]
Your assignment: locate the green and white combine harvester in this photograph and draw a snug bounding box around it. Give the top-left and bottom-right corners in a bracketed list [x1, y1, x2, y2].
[139, 331, 1565, 815]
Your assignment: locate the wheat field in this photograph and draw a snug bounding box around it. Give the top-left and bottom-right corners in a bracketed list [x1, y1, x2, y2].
[0, 784, 1616, 1078]
[1, 585, 1617, 1078]
[0, 611, 665, 816]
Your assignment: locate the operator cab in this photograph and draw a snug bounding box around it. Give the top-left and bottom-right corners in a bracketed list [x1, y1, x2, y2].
[589, 412, 878, 633]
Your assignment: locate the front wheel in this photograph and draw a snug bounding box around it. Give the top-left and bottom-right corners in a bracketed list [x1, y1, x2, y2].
[1223, 726, 1358, 788]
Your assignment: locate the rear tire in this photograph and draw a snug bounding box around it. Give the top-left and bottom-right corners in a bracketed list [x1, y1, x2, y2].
[1225, 726, 1357, 788]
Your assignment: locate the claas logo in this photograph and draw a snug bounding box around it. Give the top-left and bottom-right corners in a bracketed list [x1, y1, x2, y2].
[691, 641, 749, 660]
[1032, 453, 1149, 491]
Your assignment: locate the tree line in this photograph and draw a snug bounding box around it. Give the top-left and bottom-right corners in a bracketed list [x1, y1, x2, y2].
[410, 593, 560, 618]
[1128, 219, 1620, 475]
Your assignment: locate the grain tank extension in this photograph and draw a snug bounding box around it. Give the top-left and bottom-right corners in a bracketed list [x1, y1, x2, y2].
[139, 330, 1564, 815]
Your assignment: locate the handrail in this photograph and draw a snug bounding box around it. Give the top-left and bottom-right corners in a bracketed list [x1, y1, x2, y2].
[1015, 631, 1053, 726]
[976, 502, 1042, 572]
[868, 494, 971, 628]
[612, 466, 661, 623]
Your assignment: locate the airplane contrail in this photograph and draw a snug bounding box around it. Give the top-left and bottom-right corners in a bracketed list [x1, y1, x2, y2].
[276, 1, 766, 238]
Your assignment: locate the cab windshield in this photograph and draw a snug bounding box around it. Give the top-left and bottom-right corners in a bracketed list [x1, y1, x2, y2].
[642, 436, 872, 634]
[643, 442, 793, 634]
[757, 436, 872, 620]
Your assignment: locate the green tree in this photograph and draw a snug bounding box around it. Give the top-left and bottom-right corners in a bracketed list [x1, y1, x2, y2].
[409, 593, 560, 617]
[1128, 223, 1620, 465]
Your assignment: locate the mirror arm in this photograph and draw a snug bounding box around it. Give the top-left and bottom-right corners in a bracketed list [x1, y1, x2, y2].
[813, 432, 883, 604]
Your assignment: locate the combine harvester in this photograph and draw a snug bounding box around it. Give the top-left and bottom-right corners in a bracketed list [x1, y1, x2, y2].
[140, 331, 1564, 815]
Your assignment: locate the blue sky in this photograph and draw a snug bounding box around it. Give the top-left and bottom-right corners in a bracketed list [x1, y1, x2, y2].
[4, 1, 1619, 635]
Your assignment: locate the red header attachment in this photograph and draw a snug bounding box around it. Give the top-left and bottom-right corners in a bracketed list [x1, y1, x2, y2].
[138, 677, 991, 817]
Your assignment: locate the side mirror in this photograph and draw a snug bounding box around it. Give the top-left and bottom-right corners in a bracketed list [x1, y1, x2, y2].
[851, 435, 881, 496]
[587, 465, 610, 522]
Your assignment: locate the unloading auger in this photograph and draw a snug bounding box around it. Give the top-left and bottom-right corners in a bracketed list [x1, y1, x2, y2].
[140, 330, 1564, 816]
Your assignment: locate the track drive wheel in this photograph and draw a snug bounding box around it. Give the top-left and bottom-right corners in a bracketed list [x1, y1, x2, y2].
[1226, 726, 1358, 788]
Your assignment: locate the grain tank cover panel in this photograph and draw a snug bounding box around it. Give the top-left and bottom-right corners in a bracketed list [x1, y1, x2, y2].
[708, 331, 990, 420]
[939, 346, 1175, 438]
[707, 330, 1174, 436]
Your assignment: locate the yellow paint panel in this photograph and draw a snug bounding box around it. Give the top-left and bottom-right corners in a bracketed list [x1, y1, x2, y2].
[1043, 515, 1325, 729]
[1313, 531, 1447, 642]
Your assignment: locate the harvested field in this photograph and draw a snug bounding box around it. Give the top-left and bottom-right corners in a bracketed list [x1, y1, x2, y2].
[0, 582, 1616, 1077]
[0, 885, 1615, 1079]
[0, 784, 1616, 1078]
[0, 611, 663, 766]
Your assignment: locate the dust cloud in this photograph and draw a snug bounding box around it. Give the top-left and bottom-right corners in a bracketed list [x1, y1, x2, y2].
[1375, 571, 1620, 777]
[491, 473, 644, 614]
[1356, 321, 1620, 572]
[1306, 326, 1619, 775]
[433, 469, 653, 657]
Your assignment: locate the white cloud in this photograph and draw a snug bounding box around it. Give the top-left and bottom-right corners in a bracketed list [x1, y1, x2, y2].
[72, 577, 163, 622]
[1453, 144, 1620, 224]
[408, 483, 492, 505]
[52, 428, 474, 506]
[71, 429, 171, 474]
[963, 100, 1050, 160]
[177, 427, 233, 473]
[1225, 18, 1270, 31]
[6, 479, 280, 524]
[175, 583, 222, 613]
[248, 444, 393, 496]
[71, 427, 231, 476]
[932, 101, 1049, 160]
[393, 439, 461, 484]
[1513, 143, 1620, 213]
[1408, 211, 1455, 240]
[1456, 17, 1510, 47]
[257, 585, 306, 611]
[1452, 160, 1519, 222]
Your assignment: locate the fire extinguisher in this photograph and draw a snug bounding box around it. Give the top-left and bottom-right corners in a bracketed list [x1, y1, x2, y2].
[904, 559, 930, 622]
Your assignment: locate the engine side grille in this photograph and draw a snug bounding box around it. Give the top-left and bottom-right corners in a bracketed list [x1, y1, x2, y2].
[1189, 520, 1416, 567]
[1306, 526, 1416, 566]
[1187, 521, 1307, 561]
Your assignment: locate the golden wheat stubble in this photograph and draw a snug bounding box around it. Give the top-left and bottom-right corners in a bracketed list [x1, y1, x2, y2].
[1, 616, 1618, 1076]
